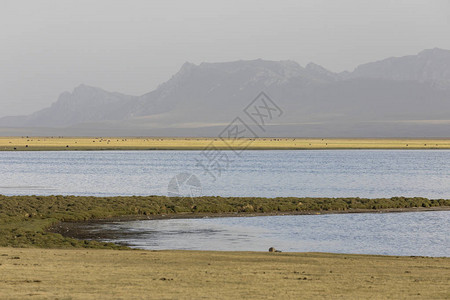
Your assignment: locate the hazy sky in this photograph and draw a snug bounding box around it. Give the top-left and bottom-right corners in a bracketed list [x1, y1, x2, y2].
[1, 0, 450, 117]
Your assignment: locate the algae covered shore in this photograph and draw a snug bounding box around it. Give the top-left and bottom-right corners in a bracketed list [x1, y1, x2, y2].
[1, 194, 449, 248]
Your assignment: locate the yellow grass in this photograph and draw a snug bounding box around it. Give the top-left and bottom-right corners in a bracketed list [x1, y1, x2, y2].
[0, 136, 450, 150]
[0, 247, 448, 299]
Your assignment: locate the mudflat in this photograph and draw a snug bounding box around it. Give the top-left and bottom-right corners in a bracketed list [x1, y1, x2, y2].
[1, 136, 450, 150]
[0, 247, 449, 299]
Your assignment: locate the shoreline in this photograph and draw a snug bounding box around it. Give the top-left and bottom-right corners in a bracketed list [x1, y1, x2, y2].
[49, 206, 450, 243]
[1, 136, 450, 151]
[2, 195, 448, 249]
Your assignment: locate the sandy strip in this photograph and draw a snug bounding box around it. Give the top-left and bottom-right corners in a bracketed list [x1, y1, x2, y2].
[0, 247, 449, 299]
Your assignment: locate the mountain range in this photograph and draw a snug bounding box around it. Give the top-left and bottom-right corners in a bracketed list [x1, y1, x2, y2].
[1, 48, 449, 137]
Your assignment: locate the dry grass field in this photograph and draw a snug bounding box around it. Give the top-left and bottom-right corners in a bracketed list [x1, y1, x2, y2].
[0, 247, 449, 299]
[0, 136, 449, 150]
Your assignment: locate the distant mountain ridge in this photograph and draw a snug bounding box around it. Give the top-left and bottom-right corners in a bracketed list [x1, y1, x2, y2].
[1, 48, 449, 137]
[1, 85, 137, 127]
[347, 48, 450, 86]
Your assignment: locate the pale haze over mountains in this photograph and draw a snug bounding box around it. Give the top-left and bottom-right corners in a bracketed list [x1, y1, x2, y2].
[1, 48, 449, 137]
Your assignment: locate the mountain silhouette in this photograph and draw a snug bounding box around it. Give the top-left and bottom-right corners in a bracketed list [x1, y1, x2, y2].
[1, 49, 449, 137]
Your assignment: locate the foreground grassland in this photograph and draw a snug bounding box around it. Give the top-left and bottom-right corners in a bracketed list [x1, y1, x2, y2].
[1, 196, 449, 299]
[0, 195, 449, 248]
[0, 248, 449, 299]
[1, 136, 450, 150]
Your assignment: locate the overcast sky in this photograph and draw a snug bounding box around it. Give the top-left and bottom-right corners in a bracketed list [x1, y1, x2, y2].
[1, 0, 449, 117]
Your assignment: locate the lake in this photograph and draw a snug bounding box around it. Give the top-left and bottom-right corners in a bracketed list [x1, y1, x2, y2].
[92, 211, 449, 257]
[0, 150, 449, 198]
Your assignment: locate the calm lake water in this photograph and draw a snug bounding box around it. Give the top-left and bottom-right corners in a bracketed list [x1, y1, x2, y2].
[94, 211, 450, 257]
[1, 150, 449, 256]
[0, 150, 449, 198]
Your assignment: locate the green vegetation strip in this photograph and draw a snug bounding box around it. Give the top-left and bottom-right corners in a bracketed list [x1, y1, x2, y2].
[0, 195, 449, 249]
